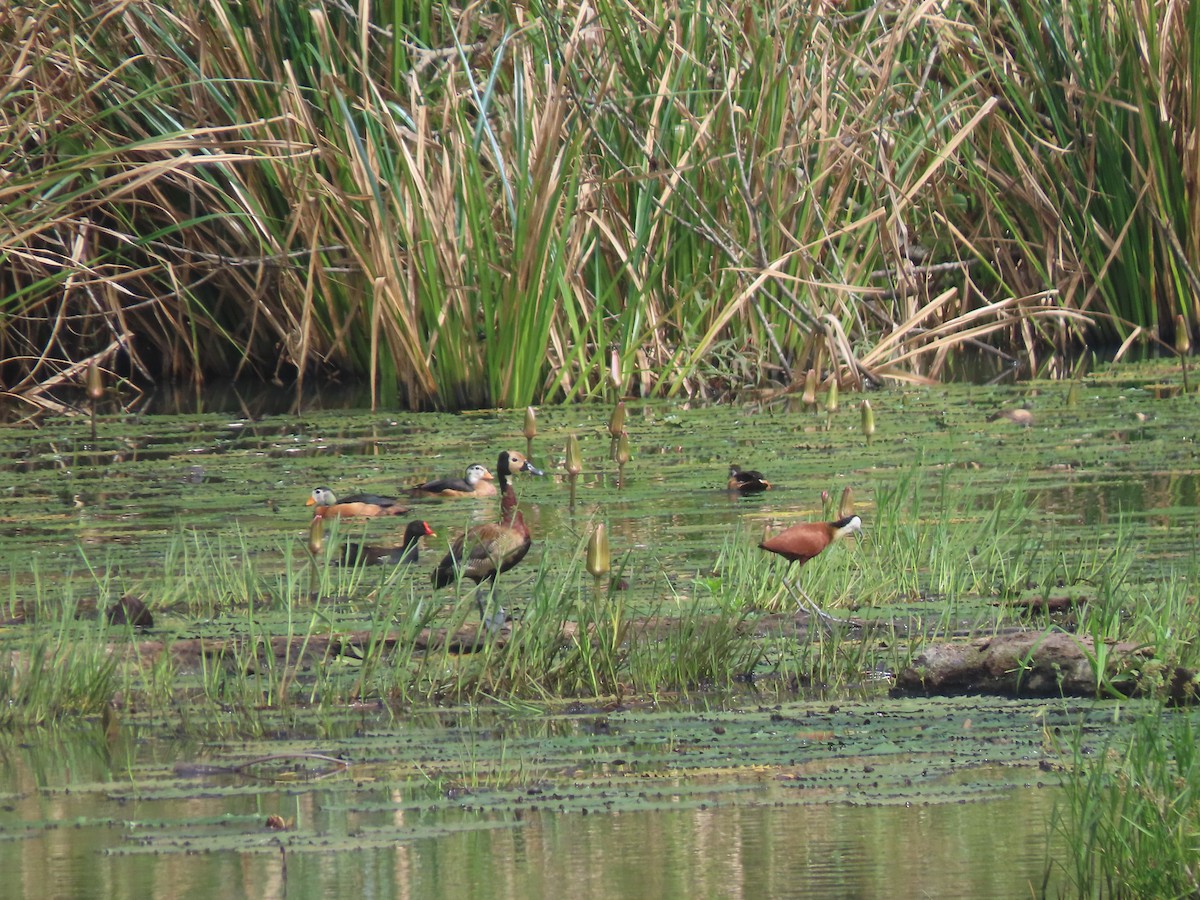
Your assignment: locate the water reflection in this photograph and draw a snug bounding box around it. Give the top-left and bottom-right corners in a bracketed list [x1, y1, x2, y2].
[1, 772, 1061, 899]
[1040, 472, 1200, 527]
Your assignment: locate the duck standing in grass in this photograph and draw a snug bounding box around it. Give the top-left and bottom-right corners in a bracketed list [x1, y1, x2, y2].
[306, 487, 410, 519]
[410, 464, 497, 498]
[340, 520, 436, 567]
[432, 450, 544, 631]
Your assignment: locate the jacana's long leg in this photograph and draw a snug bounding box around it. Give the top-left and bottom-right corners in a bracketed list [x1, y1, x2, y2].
[474, 584, 509, 634]
[782, 578, 846, 626]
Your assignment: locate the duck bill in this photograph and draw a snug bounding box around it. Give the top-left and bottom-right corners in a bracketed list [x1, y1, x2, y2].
[521, 460, 545, 476]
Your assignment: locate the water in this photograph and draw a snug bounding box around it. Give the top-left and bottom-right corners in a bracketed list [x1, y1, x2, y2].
[0, 724, 1064, 899]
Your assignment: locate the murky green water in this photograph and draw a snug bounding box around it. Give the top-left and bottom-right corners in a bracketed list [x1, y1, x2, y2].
[1, 359, 1198, 897]
[3, 696, 1077, 898]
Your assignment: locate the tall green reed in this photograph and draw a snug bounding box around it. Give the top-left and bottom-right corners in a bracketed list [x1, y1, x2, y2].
[1051, 709, 1200, 897]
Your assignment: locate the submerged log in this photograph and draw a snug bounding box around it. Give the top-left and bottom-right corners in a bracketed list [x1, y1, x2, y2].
[894, 631, 1152, 698]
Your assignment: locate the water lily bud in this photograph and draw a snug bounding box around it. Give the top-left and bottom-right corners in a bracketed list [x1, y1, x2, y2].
[860, 399, 875, 443]
[586, 523, 610, 578]
[1176, 315, 1192, 355]
[1066, 382, 1079, 407]
[825, 378, 839, 414]
[307, 517, 324, 555]
[839, 486, 854, 519]
[609, 401, 626, 438]
[802, 369, 818, 408]
[609, 347, 623, 391]
[524, 406, 537, 440]
[86, 361, 105, 401]
[615, 431, 631, 466]
[565, 433, 582, 476]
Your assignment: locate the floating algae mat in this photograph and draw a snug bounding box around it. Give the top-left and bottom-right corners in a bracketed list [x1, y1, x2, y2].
[0, 360, 1198, 895]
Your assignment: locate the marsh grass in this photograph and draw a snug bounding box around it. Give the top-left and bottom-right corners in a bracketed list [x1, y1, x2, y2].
[1051, 710, 1200, 897]
[0, 619, 119, 727]
[0, 451, 1196, 728]
[971, 0, 1200, 342]
[4, 0, 1145, 413]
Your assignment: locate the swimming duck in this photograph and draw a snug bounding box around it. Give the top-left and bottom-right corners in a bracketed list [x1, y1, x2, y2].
[341, 519, 436, 567]
[432, 451, 544, 627]
[306, 487, 410, 519]
[728, 464, 772, 493]
[410, 464, 497, 498]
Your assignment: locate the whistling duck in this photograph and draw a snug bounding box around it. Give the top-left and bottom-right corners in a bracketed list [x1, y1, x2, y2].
[759, 515, 862, 621]
[410, 464, 497, 498]
[729, 464, 772, 493]
[306, 487, 410, 519]
[340, 520, 436, 567]
[432, 450, 544, 628]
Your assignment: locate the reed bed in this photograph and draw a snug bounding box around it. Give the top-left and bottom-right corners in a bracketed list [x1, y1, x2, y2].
[7, 0, 1193, 411]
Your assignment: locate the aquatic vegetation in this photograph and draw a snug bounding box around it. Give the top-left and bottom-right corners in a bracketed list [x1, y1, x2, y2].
[0, 624, 118, 727]
[5, 2, 1193, 412]
[0, 368, 1196, 896]
[1052, 709, 1200, 897]
[0, 366, 1198, 730]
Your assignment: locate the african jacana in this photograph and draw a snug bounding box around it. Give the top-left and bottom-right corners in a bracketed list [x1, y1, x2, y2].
[729, 464, 772, 493]
[410, 464, 497, 498]
[306, 487, 410, 519]
[341, 519, 436, 567]
[759, 514, 862, 621]
[432, 450, 544, 631]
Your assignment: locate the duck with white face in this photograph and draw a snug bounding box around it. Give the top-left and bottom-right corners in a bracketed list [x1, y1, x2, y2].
[410, 464, 497, 498]
[306, 487, 410, 519]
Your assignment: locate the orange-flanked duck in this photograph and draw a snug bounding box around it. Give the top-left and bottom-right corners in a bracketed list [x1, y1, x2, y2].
[307, 487, 410, 519]
[410, 464, 497, 498]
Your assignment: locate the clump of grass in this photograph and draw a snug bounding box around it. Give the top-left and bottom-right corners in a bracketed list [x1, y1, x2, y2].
[0, 623, 119, 727]
[1050, 710, 1200, 897]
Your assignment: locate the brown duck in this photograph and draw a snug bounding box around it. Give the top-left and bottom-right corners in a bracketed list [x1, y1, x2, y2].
[432, 451, 543, 590]
[728, 464, 772, 493]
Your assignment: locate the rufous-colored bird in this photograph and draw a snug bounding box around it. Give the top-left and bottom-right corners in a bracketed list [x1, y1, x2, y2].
[307, 487, 410, 519]
[410, 464, 497, 498]
[759, 515, 862, 620]
[340, 519, 436, 567]
[728, 464, 772, 493]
